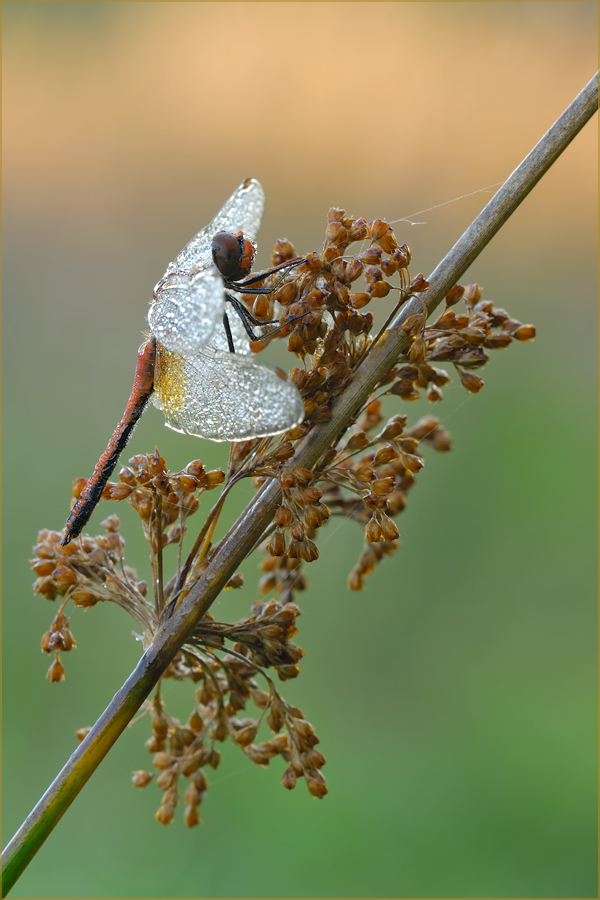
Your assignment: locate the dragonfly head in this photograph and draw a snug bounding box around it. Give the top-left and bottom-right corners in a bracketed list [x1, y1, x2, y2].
[212, 231, 257, 283]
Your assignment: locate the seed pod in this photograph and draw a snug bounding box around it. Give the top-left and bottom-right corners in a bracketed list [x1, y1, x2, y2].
[380, 416, 406, 439]
[184, 784, 202, 808]
[349, 218, 369, 241]
[305, 768, 328, 798]
[272, 442, 295, 462]
[180, 747, 205, 781]
[287, 540, 302, 559]
[47, 657, 65, 683]
[368, 279, 391, 298]
[290, 521, 305, 542]
[314, 502, 330, 521]
[267, 532, 286, 557]
[302, 486, 322, 504]
[184, 806, 201, 828]
[365, 517, 383, 543]
[304, 506, 323, 530]
[190, 769, 208, 792]
[292, 467, 313, 485]
[207, 749, 221, 770]
[234, 723, 259, 748]
[500, 317, 522, 334]
[394, 243, 411, 268]
[326, 221, 348, 245]
[60, 627, 76, 651]
[211, 714, 228, 743]
[51, 609, 67, 628]
[350, 291, 371, 309]
[345, 258, 364, 282]
[359, 247, 382, 266]
[32, 559, 55, 577]
[299, 539, 319, 562]
[380, 515, 400, 541]
[155, 803, 175, 826]
[185, 460, 206, 478]
[461, 326, 488, 345]
[463, 283, 482, 306]
[445, 284, 465, 307]
[205, 470, 225, 488]
[276, 282, 297, 307]
[156, 768, 177, 790]
[52, 566, 77, 590]
[281, 767, 297, 790]
[400, 452, 425, 473]
[371, 477, 394, 495]
[346, 431, 370, 451]
[373, 445, 398, 465]
[131, 770, 153, 788]
[366, 491, 390, 510]
[275, 505, 293, 527]
[408, 336, 426, 363]
[272, 238, 297, 264]
[279, 471, 296, 490]
[354, 465, 375, 483]
[303, 748, 326, 769]
[40, 631, 53, 653]
[251, 689, 271, 710]
[514, 324, 536, 341]
[267, 703, 285, 733]
[457, 367, 484, 393]
[377, 228, 398, 255]
[188, 710, 204, 733]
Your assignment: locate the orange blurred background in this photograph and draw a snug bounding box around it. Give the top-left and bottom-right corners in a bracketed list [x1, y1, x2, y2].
[3, 4, 597, 898]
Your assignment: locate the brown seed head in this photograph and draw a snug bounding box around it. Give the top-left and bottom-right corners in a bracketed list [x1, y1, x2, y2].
[132, 770, 153, 788]
[456, 367, 485, 393]
[155, 803, 175, 826]
[184, 806, 201, 828]
[514, 324, 536, 341]
[305, 768, 328, 798]
[47, 656, 65, 683]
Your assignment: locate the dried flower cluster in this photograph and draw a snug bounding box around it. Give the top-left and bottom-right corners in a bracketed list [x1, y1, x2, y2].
[33, 202, 535, 826]
[130, 599, 325, 827]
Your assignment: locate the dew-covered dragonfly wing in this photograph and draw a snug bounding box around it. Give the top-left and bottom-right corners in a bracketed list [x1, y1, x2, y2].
[153, 340, 304, 442]
[148, 267, 227, 356]
[164, 177, 265, 278]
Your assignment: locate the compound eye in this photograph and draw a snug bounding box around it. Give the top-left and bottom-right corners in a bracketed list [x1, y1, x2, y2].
[212, 231, 245, 281]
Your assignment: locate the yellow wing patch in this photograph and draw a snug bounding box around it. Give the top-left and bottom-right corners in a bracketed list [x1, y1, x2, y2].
[154, 342, 188, 420]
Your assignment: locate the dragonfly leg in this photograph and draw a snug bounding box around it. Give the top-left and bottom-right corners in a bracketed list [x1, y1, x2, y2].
[230, 256, 305, 292]
[225, 293, 271, 341]
[226, 293, 277, 327]
[226, 292, 311, 342]
[223, 311, 236, 353]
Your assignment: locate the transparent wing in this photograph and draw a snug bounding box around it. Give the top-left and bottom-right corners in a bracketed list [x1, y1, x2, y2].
[152, 343, 305, 442]
[148, 268, 225, 356]
[164, 178, 265, 278]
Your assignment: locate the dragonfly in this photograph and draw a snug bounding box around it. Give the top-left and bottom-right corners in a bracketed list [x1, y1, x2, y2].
[62, 178, 306, 546]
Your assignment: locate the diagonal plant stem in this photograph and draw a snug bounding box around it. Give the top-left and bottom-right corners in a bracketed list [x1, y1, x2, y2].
[3, 71, 597, 897]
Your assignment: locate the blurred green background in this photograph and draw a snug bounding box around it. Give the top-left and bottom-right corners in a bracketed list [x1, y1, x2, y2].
[3, 3, 597, 898]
